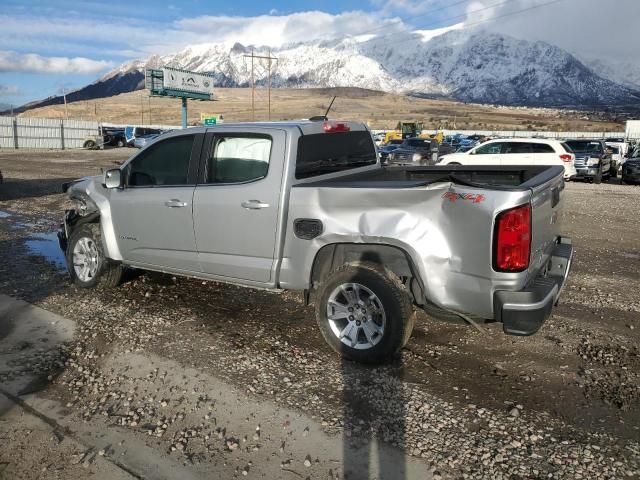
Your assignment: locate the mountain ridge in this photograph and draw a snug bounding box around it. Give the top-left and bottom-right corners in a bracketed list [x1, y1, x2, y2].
[8, 29, 640, 113]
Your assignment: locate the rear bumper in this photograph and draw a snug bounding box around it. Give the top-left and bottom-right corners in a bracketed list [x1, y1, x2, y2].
[494, 237, 573, 336]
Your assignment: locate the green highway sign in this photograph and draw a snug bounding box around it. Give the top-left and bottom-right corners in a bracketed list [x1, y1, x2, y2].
[203, 118, 217, 126]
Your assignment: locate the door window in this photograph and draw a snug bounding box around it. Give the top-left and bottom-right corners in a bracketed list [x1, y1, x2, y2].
[205, 135, 272, 184]
[503, 142, 533, 154]
[474, 142, 504, 154]
[128, 135, 194, 187]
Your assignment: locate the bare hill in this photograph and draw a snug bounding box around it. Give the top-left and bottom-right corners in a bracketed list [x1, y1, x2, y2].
[20, 87, 624, 132]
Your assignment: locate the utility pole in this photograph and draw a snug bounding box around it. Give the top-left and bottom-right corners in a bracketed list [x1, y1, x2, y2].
[62, 88, 68, 119]
[243, 49, 278, 121]
[140, 93, 144, 124]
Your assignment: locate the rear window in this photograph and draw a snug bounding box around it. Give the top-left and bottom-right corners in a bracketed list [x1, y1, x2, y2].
[531, 143, 555, 153]
[565, 140, 603, 153]
[560, 142, 573, 153]
[296, 131, 377, 179]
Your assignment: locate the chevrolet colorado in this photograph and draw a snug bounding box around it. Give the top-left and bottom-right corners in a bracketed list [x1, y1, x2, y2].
[59, 120, 573, 363]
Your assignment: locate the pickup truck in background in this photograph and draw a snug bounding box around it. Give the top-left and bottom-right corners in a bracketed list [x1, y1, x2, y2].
[565, 139, 613, 184]
[58, 120, 573, 363]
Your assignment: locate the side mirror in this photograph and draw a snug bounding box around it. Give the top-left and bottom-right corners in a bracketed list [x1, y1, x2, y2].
[104, 168, 123, 189]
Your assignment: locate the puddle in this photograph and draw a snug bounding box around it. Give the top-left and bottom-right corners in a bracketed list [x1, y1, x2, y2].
[24, 232, 67, 270]
[0, 210, 11, 218]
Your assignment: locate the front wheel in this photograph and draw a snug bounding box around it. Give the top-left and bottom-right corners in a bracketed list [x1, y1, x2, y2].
[314, 262, 415, 364]
[594, 170, 602, 184]
[66, 224, 124, 288]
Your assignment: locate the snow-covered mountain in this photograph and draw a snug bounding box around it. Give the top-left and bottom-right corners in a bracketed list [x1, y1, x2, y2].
[13, 29, 640, 112]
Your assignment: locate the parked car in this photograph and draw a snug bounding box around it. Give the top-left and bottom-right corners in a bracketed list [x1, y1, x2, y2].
[604, 138, 630, 158]
[386, 137, 455, 166]
[378, 139, 404, 162]
[102, 128, 127, 148]
[58, 120, 572, 364]
[564, 139, 613, 184]
[133, 133, 161, 149]
[621, 156, 640, 184]
[373, 132, 386, 145]
[606, 145, 623, 174]
[437, 138, 577, 180]
[125, 126, 164, 147]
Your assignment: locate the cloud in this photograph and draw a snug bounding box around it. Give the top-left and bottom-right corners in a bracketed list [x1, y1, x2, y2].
[174, 11, 405, 48]
[0, 51, 113, 74]
[370, 0, 437, 15]
[0, 84, 19, 97]
[464, 0, 640, 63]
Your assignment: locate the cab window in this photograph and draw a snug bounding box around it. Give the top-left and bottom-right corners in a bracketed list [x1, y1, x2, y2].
[205, 135, 272, 184]
[128, 135, 194, 187]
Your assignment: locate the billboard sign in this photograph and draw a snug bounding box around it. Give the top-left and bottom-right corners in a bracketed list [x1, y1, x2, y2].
[162, 68, 215, 96]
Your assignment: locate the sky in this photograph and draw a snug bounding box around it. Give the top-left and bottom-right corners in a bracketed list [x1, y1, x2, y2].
[0, 0, 637, 107]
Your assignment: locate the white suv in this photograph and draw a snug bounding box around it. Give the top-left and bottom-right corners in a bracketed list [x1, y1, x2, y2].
[439, 138, 577, 180]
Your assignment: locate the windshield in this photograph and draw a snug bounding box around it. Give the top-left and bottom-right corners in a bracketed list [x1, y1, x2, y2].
[565, 140, 603, 153]
[406, 138, 431, 148]
[296, 131, 377, 179]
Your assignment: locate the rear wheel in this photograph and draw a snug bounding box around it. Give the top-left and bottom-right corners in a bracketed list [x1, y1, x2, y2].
[83, 140, 96, 150]
[314, 262, 415, 364]
[116, 139, 125, 148]
[66, 224, 123, 289]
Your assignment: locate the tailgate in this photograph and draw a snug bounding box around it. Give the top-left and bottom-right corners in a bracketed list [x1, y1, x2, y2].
[527, 172, 565, 276]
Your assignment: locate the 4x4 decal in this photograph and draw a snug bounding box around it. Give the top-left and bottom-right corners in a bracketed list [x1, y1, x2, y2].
[442, 191, 486, 204]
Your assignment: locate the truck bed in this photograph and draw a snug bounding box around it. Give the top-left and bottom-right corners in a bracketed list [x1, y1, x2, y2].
[296, 165, 562, 190]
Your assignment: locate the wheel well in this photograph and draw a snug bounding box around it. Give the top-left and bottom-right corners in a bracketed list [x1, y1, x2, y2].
[308, 244, 424, 306]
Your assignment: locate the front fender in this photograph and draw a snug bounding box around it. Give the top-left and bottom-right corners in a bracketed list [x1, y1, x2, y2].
[66, 176, 123, 261]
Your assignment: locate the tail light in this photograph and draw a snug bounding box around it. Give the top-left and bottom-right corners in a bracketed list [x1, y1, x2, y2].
[323, 120, 350, 133]
[493, 204, 531, 272]
[559, 154, 573, 162]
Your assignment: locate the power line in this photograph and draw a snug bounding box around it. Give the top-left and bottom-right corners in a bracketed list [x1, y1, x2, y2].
[354, 0, 567, 49]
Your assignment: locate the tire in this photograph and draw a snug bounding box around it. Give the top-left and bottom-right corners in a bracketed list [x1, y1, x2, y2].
[610, 165, 617, 178]
[66, 224, 124, 289]
[314, 262, 415, 364]
[83, 140, 96, 150]
[449, 162, 461, 165]
[116, 139, 125, 148]
[594, 170, 602, 184]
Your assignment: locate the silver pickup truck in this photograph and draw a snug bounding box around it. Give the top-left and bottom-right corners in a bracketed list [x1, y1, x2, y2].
[59, 120, 573, 363]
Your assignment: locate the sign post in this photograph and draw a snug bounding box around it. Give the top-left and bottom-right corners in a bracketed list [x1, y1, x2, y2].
[145, 67, 215, 129]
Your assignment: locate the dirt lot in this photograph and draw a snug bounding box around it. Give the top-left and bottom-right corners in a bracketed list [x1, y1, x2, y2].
[0, 148, 639, 480]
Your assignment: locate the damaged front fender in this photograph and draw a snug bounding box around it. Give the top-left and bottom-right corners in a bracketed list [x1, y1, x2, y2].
[57, 209, 100, 252]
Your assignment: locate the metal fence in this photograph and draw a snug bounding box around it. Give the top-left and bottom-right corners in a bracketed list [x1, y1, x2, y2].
[0, 117, 99, 149]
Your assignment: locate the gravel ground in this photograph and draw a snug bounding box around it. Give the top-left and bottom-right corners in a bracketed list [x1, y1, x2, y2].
[0, 149, 639, 479]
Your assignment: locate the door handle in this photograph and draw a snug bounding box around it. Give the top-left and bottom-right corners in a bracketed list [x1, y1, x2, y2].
[165, 199, 188, 208]
[241, 200, 270, 210]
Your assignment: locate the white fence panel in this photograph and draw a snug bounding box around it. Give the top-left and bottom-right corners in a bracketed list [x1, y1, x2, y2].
[0, 117, 100, 149]
[0, 116, 13, 148]
[63, 119, 100, 149]
[16, 117, 62, 149]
